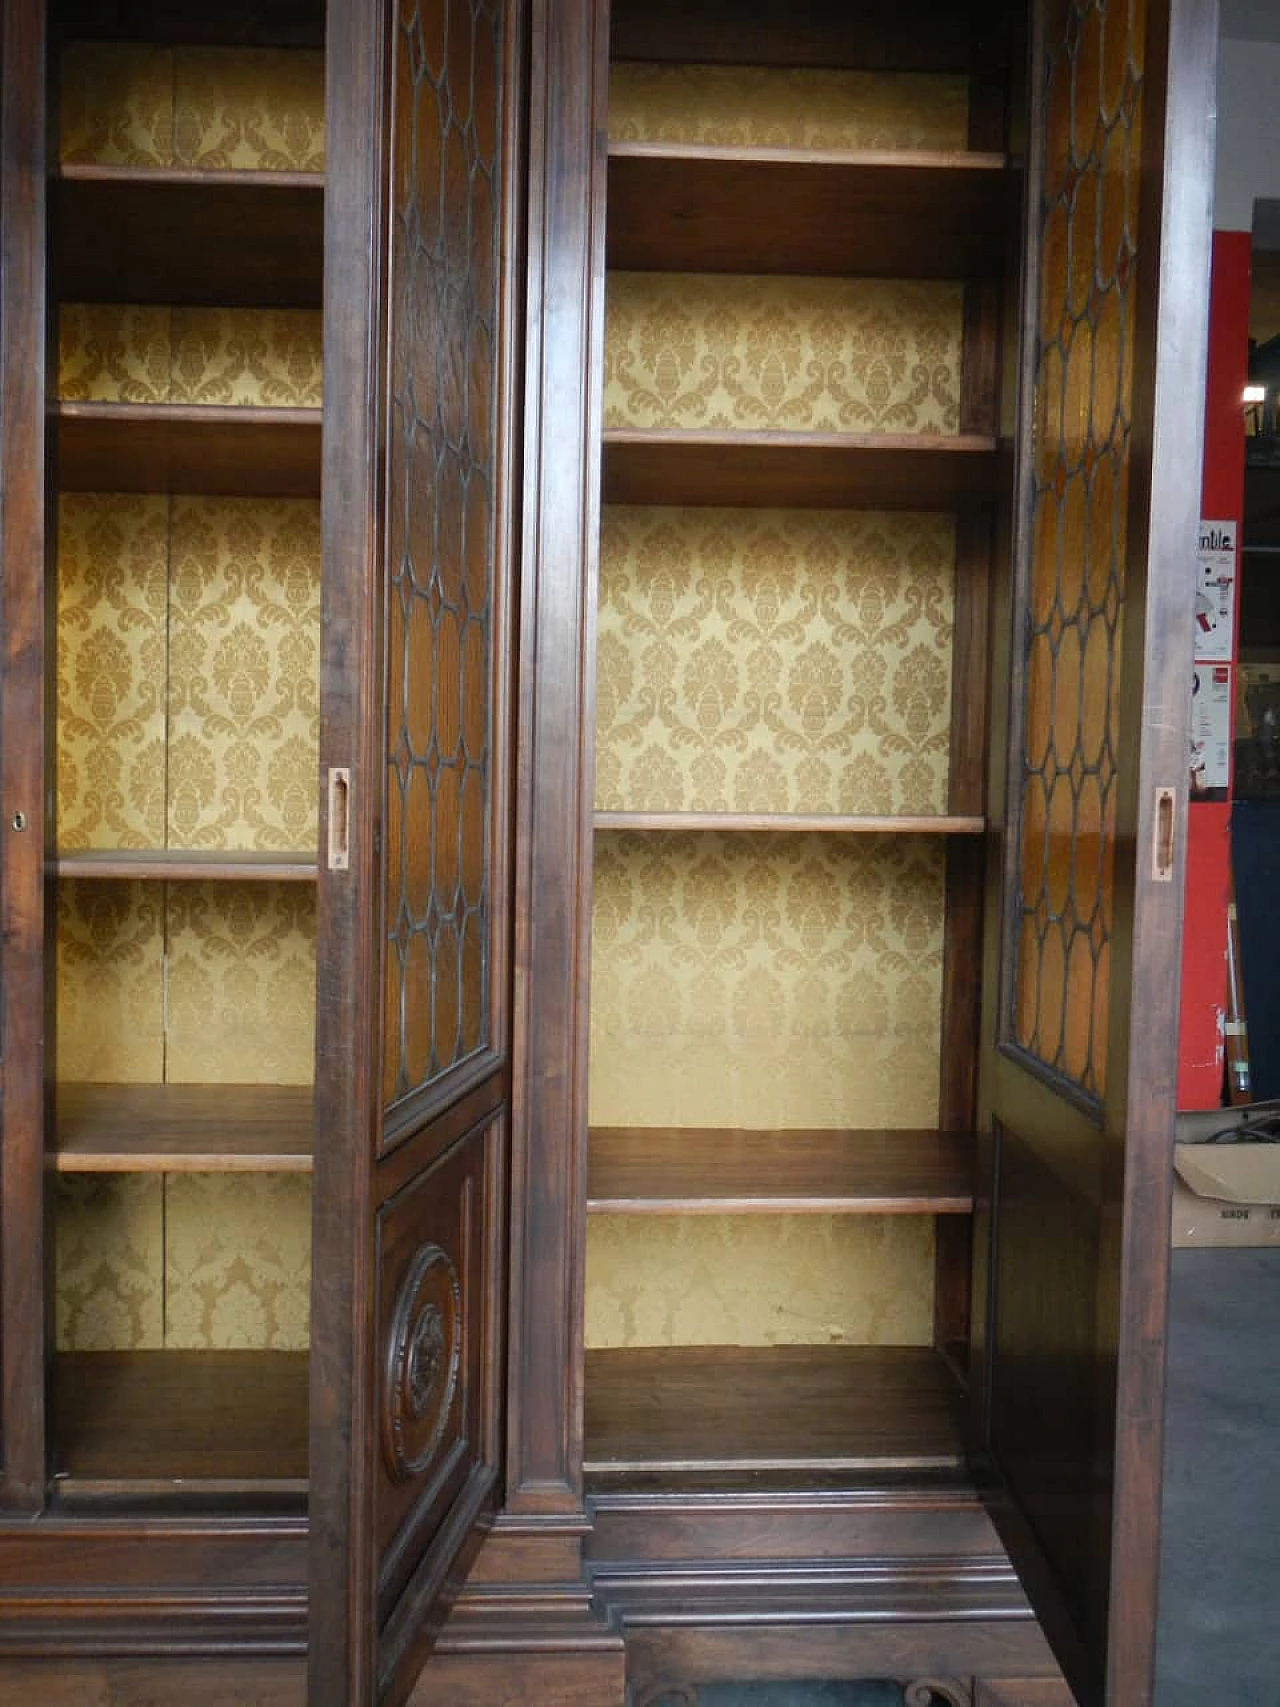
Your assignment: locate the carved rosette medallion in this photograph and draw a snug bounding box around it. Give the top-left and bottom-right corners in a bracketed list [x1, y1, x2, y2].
[902, 1681, 974, 1707]
[382, 1242, 461, 1482]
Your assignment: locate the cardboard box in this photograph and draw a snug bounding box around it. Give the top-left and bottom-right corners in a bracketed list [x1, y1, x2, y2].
[1172, 1141, 1280, 1248]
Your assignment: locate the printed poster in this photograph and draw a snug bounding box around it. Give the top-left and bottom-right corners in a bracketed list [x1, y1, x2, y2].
[1190, 663, 1232, 800]
[1195, 519, 1237, 663]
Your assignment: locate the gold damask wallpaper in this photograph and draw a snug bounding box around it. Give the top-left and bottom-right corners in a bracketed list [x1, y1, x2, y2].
[57, 496, 168, 850]
[55, 879, 314, 1352]
[589, 832, 944, 1130]
[596, 507, 955, 817]
[58, 496, 320, 854]
[60, 42, 325, 171]
[55, 1174, 310, 1353]
[167, 499, 321, 851]
[585, 1214, 933, 1348]
[605, 274, 963, 435]
[609, 63, 969, 151]
[57, 882, 315, 1084]
[59, 304, 323, 408]
[587, 835, 945, 1347]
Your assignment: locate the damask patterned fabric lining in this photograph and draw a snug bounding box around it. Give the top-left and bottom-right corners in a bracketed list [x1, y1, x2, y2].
[596, 507, 955, 818]
[609, 63, 969, 151]
[60, 42, 325, 170]
[606, 275, 964, 436]
[54, 296, 322, 1352]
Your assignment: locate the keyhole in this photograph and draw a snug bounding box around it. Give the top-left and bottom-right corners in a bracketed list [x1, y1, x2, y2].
[10, 811, 26, 832]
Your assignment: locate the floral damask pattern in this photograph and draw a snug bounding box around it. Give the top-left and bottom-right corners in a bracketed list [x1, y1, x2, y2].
[56, 496, 320, 853]
[58, 496, 168, 850]
[609, 63, 968, 151]
[61, 43, 325, 170]
[589, 833, 944, 1130]
[168, 499, 320, 851]
[55, 879, 315, 1352]
[596, 507, 955, 816]
[56, 1177, 164, 1352]
[164, 1175, 310, 1349]
[59, 305, 323, 408]
[57, 881, 166, 1082]
[605, 274, 963, 434]
[586, 1213, 934, 1348]
[165, 884, 316, 1084]
[55, 1175, 311, 1352]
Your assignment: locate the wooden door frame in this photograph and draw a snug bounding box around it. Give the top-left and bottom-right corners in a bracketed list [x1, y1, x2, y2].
[972, 0, 1219, 1702]
[0, 0, 51, 1516]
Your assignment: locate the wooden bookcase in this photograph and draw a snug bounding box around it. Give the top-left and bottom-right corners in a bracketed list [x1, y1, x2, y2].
[47, 6, 325, 1496]
[0, 0, 1215, 1702]
[578, 9, 1002, 1488]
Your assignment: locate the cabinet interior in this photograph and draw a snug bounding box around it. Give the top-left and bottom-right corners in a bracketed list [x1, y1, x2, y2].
[48, 3, 326, 1497]
[582, 0, 1005, 1484]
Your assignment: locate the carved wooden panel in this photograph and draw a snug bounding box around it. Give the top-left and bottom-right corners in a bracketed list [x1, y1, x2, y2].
[373, 1115, 500, 1615]
[381, 0, 503, 1114]
[1008, 0, 1148, 1101]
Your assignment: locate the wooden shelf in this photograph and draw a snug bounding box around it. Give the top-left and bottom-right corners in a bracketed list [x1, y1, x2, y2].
[55, 1084, 314, 1173]
[53, 1351, 309, 1489]
[594, 811, 984, 836]
[608, 144, 1008, 279]
[602, 429, 998, 510]
[56, 401, 322, 497]
[588, 1128, 973, 1215]
[610, 0, 1004, 73]
[55, 166, 324, 308]
[584, 1345, 966, 1478]
[56, 849, 319, 882]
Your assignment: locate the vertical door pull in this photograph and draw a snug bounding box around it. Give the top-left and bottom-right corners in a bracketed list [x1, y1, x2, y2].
[1151, 786, 1176, 882]
[328, 768, 351, 872]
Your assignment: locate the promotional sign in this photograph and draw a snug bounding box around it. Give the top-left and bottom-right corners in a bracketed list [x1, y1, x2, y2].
[1195, 518, 1237, 663]
[1190, 662, 1232, 800]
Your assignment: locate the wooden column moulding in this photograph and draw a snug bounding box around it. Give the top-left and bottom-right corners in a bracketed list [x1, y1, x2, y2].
[0, 0, 52, 1515]
[505, 0, 611, 1515]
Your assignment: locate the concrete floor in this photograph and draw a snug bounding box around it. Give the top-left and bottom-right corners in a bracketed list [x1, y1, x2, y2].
[650, 1248, 1280, 1707]
[1154, 1246, 1280, 1707]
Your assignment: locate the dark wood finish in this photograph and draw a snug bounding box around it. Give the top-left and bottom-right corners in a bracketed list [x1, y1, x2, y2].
[607, 146, 1008, 280]
[609, 0, 1009, 72]
[56, 402, 322, 497]
[308, 0, 522, 1700]
[978, 3, 1218, 1704]
[55, 848, 318, 881]
[935, 279, 1003, 1366]
[587, 1128, 974, 1215]
[585, 1346, 966, 1476]
[55, 1083, 313, 1172]
[604, 429, 999, 511]
[595, 811, 985, 835]
[53, 1351, 309, 1486]
[502, 0, 609, 1522]
[55, 168, 324, 309]
[0, 0, 50, 1514]
[56, 0, 324, 48]
[976, 1682, 1076, 1706]
[0, 1665, 304, 1706]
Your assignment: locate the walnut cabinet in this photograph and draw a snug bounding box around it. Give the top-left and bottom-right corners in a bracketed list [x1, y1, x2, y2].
[0, 0, 1216, 1703]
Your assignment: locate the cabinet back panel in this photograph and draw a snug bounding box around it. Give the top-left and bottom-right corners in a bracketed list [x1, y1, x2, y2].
[55, 1172, 311, 1351]
[585, 1211, 933, 1348]
[605, 274, 964, 435]
[60, 42, 325, 171]
[596, 506, 956, 818]
[59, 304, 323, 406]
[589, 832, 944, 1129]
[609, 62, 970, 151]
